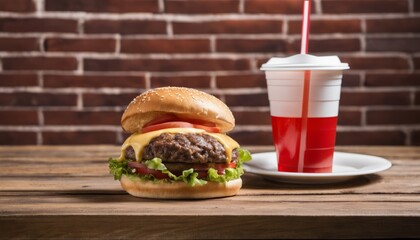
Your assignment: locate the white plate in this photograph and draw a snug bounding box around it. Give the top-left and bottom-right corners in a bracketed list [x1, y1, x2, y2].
[243, 152, 392, 184]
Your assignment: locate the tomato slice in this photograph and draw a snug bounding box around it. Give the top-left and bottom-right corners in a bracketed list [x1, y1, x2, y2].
[142, 121, 193, 133]
[143, 114, 219, 133]
[128, 161, 168, 179]
[142, 121, 220, 133]
[213, 162, 236, 174]
[192, 124, 220, 133]
[144, 114, 217, 127]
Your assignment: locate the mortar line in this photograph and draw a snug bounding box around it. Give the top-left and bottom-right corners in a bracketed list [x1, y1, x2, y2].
[239, 0, 245, 13]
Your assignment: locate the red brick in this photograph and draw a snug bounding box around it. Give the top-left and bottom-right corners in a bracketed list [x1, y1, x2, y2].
[173, 20, 283, 34]
[338, 110, 362, 126]
[83, 93, 139, 107]
[366, 73, 420, 87]
[2, 57, 78, 71]
[150, 75, 211, 88]
[367, 18, 420, 33]
[44, 110, 121, 125]
[2, 57, 77, 71]
[413, 131, 420, 145]
[0, 92, 77, 107]
[340, 91, 411, 106]
[225, 93, 269, 107]
[366, 37, 420, 52]
[216, 74, 266, 88]
[340, 56, 409, 70]
[0, 0, 35, 12]
[245, 0, 309, 14]
[0, 18, 78, 33]
[415, 1, 420, 12]
[336, 130, 405, 145]
[288, 38, 361, 53]
[0, 37, 39, 52]
[322, 0, 409, 13]
[45, 0, 159, 13]
[84, 58, 250, 72]
[415, 57, 420, 70]
[367, 110, 420, 125]
[233, 110, 271, 125]
[0, 74, 38, 87]
[0, 110, 38, 125]
[43, 74, 145, 88]
[0, 131, 37, 145]
[43, 131, 117, 145]
[288, 19, 361, 34]
[342, 73, 361, 87]
[216, 38, 286, 53]
[45, 38, 116, 52]
[121, 38, 210, 54]
[228, 130, 273, 146]
[166, 0, 239, 14]
[416, 91, 420, 105]
[84, 20, 166, 35]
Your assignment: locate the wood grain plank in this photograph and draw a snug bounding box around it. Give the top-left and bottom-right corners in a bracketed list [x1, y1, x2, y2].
[0, 156, 108, 164]
[1, 215, 419, 239]
[0, 163, 110, 177]
[0, 176, 122, 192]
[1, 173, 420, 195]
[0, 194, 419, 216]
[2, 192, 420, 203]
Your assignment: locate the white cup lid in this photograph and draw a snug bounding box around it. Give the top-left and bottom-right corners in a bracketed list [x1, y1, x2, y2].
[260, 54, 349, 71]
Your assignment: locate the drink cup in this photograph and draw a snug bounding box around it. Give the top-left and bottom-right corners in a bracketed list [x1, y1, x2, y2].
[260, 54, 349, 173]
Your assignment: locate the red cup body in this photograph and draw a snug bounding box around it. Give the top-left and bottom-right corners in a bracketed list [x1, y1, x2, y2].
[271, 116, 337, 173]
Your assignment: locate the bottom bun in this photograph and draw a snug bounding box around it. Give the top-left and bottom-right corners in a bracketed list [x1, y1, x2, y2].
[120, 175, 242, 199]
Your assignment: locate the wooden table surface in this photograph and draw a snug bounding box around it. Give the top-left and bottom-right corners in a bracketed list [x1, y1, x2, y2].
[0, 145, 419, 239]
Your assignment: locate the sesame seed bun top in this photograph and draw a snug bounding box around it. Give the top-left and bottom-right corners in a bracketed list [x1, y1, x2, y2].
[121, 87, 235, 133]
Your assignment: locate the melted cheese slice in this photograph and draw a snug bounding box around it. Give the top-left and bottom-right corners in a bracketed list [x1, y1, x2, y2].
[119, 128, 240, 163]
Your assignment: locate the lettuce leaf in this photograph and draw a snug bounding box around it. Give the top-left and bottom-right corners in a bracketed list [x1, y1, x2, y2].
[108, 147, 252, 187]
[144, 158, 207, 186]
[108, 157, 129, 180]
[237, 148, 252, 163]
[206, 148, 252, 183]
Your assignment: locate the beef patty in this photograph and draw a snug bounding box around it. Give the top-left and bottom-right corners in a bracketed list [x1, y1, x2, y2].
[124, 133, 238, 164]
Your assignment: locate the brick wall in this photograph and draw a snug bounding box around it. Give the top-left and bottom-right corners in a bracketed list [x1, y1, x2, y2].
[0, 0, 419, 146]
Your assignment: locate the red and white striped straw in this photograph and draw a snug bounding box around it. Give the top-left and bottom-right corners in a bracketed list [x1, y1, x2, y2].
[298, 0, 312, 172]
[300, 0, 311, 54]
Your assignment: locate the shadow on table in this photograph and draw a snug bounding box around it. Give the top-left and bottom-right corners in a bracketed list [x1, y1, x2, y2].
[242, 173, 383, 190]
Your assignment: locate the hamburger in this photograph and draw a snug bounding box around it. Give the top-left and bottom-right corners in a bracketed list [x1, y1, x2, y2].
[109, 87, 251, 199]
